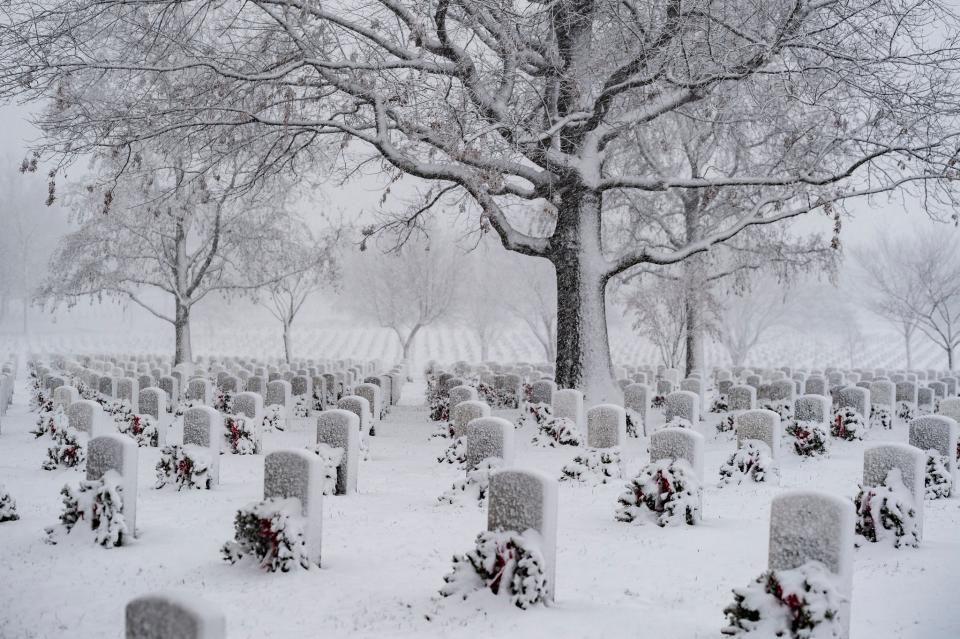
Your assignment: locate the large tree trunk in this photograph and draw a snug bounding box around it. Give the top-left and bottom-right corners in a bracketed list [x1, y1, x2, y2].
[947, 344, 954, 371]
[174, 301, 192, 365]
[551, 188, 619, 403]
[400, 324, 422, 369]
[283, 320, 293, 363]
[903, 327, 912, 370]
[684, 295, 703, 378]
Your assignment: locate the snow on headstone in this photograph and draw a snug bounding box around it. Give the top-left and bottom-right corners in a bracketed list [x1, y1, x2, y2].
[291, 375, 312, 398]
[233, 392, 263, 420]
[680, 378, 704, 410]
[942, 376, 959, 396]
[837, 386, 870, 419]
[448, 385, 477, 413]
[768, 491, 854, 637]
[67, 400, 109, 437]
[650, 427, 704, 481]
[896, 381, 918, 406]
[745, 375, 761, 389]
[928, 381, 947, 400]
[354, 383, 382, 421]
[936, 397, 960, 424]
[183, 407, 224, 486]
[552, 389, 585, 431]
[246, 375, 266, 396]
[656, 379, 674, 396]
[794, 394, 831, 426]
[586, 404, 626, 449]
[185, 378, 214, 406]
[869, 380, 894, 408]
[125, 592, 225, 639]
[623, 383, 650, 423]
[139, 388, 166, 421]
[486, 469, 558, 602]
[728, 385, 756, 412]
[863, 443, 926, 539]
[735, 409, 781, 459]
[909, 415, 958, 481]
[530, 380, 556, 405]
[266, 380, 292, 409]
[665, 390, 699, 426]
[465, 417, 515, 470]
[53, 385, 80, 411]
[338, 395, 371, 435]
[159, 376, 179, 404]
[918, 387, 934, 411]
[804, 376, 826, 397]
[264, 450, 323, 566]
[661, 368, 680, 385]
[316, 409, 360, 495]
[452, 400, 490, 438]
[87, 433, 139, 537]
[117, 377, 140, 413]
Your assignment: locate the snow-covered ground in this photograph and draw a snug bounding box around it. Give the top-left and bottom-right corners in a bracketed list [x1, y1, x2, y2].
[1, 373, 958, 638]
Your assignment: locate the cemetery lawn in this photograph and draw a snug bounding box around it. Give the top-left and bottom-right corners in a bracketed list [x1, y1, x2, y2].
[1, 379, 958, 638]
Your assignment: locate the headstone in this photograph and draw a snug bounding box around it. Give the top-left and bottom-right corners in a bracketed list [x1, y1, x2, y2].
[623, 383, 650, 424]
[183, 407, 224, 486]
[650, 427, 705, 481]
[186, 379, 213, 406]
[246, 375, 266, 395]
[909, 415, 958, 482]
[486, 469, 558, 602]
[768, 491, 854, 637]
[263, 450, 323, 567]
[735, 409, 781, 459]
[338, 395, 371, 435]
[448, 385, 477, 412]
[139, 388, 166, 421]
[586, 404, 626, 448]
[125, 592, 225, 639]
[451, 400, 491, 438]
[804, 376, 826, 397]
[87, 433, 139, 537]
[664, 390, 699, 425]
[794, 395, 831, 426]
[728, 385, 756, 412]
[656, 379, 674, 396]
[53, 385, 80, 410]
[465, 417, 515, 470]
[67, 400, 109, 436]
[316, 409, 360, 494]
[291, 375, 311, 397]
[837, 386, 870, 419]
[530, 380, 556, 405]
[863, 443, 926, 539]
[354, 383, 382, 421]
[869, 380, 895, 408]
[896, 381, 918, 407]
[266, 380, 292, 409]
[159, 376, 179, 404]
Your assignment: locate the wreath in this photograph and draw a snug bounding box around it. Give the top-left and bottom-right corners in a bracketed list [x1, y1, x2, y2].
[221, 497, 312, 572]
[784, 420, 830, 457]
[616, 458, 701, 527]
[719, 441, 779, 485]
[831, 408, 867, 441]
[155, 444, 213, 490]
[438, 458, 504, 506]
[854, 468, 920, 549]
[531, 417, 582, 447]
[560, 448, 622, 484]
[45, 470, 129, 548]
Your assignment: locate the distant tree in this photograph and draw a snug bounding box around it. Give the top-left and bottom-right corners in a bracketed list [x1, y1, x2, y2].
[37, 148, 292, 364]
[257, 223, 340, 363]
[348, 236, 462, 367]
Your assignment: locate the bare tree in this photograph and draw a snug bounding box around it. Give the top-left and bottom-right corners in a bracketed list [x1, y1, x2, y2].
[714, 278, 796, 367]
[621, 274, 695, 369]
[503, 254, 557, 363]
[348, 236, 461, 367]
[257, 223, 340, 363]
[853, 235, 924, 369]
[37, 147, 293, 364]
[3, 0, 960, 399]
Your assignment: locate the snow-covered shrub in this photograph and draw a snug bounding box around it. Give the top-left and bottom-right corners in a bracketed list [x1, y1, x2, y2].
[437, 436, 467, 466]
[518, 402, 552, 429]
[213, 389, 234, 414]
[924, 451, 953, 499]
[438, 458, 504, 506]
[854, 469, 920, 549]
[221, 497, 312, 572]
[831, 408, 867, 441]
[560, 448, 622, 484]
[30, 403, 66, 439]
[0, 484, 19, 522]
[292, 394, 311, 418]
[261, 404, 284, 432]
[719, 441, 779, 485]
[716, 414, 736, 434]
[311, 389, 325, 413]
[896, 401, 915, 422]
[117, 414, 159, 447]
[431, 421, 457, 440]
[173, 399, 202, 418]
[155, 444, 213, 490]
[625, 408, 642, 438]
[651, 394, 666, 410]
[306, 443, 343, 495]
[225, 415, 261, 454]
[426, 376, 449, 422]
[785, 420, 830, 457]
[616, 459, 701, 527]
[869, 405, 892, 430]
[440, 529, 548, 609]
[42, 427, 86, 470]
[760, 401, 792, 422]
[101, 398, 134, 422]
[45, 471, 128, 548]
[531, 416, 582, 447]
[722, 561, 843, 638]
[710, 395, 730, 413]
